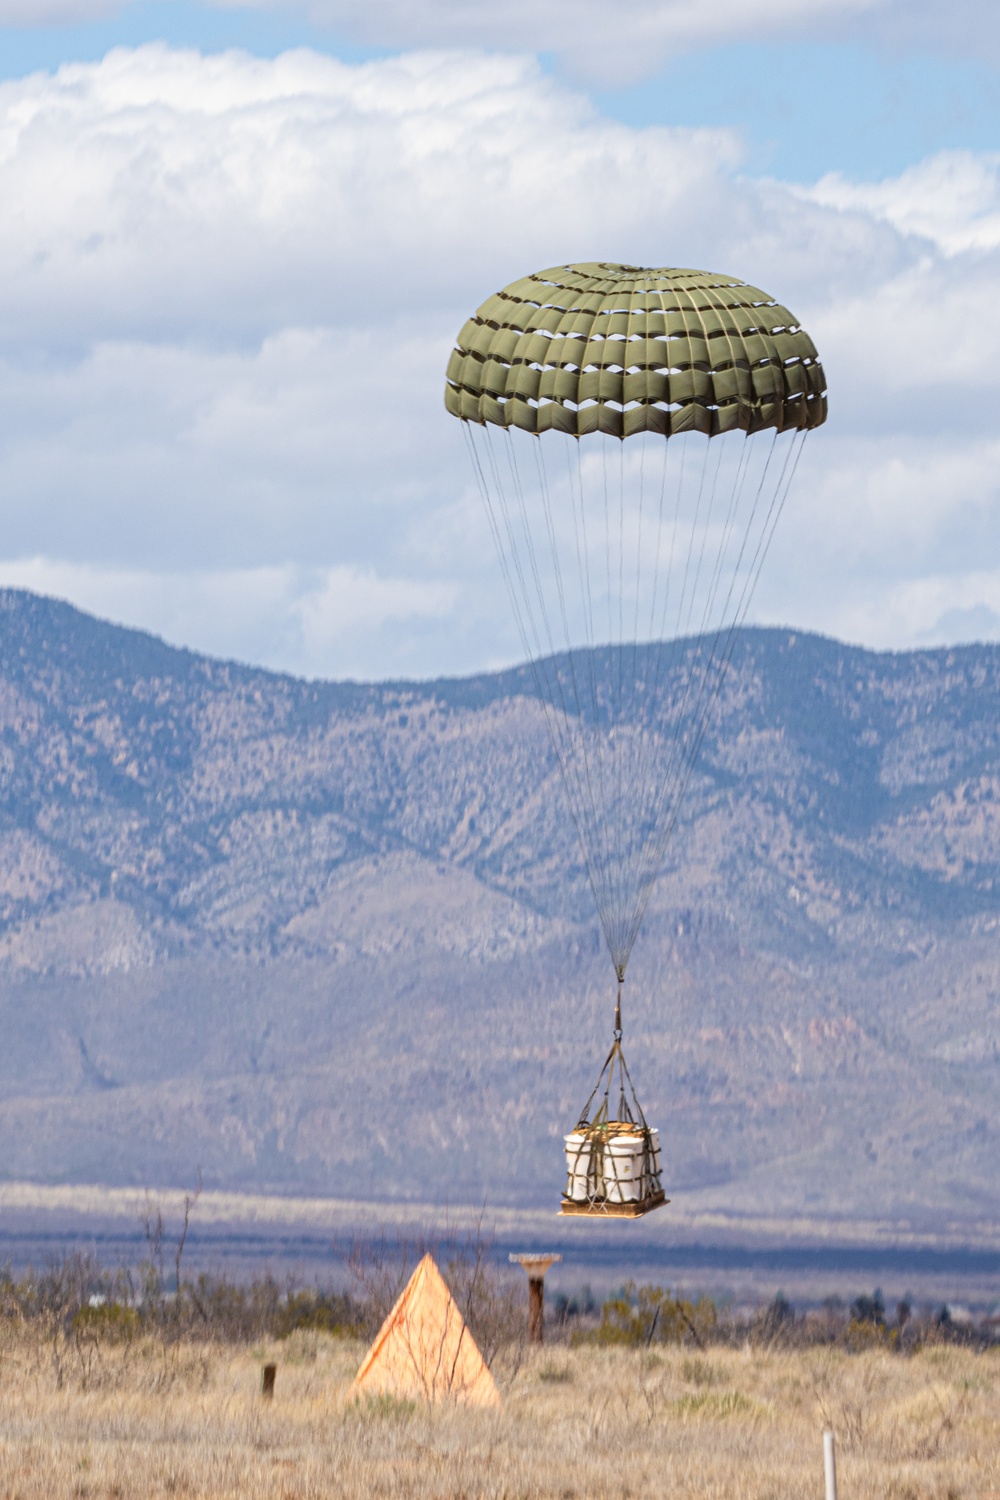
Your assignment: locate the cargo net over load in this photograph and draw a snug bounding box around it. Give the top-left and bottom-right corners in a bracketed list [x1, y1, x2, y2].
[561, 994, 667, 1219]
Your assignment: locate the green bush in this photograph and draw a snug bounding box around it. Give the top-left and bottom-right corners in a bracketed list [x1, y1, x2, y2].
[581, 1283, 717, 1347]
[71, 1302, 139, 1344]
[274, 1290, 362, 1338]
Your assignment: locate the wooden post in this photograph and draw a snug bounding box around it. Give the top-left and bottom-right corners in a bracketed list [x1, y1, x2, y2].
[528, 1277, 544, 1343]
[509, 1254, 562, 1346]
[261, 1363, 276, 1400]
[824, 1431, 837, 1500]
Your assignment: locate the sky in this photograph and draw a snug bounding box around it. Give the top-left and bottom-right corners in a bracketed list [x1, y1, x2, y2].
[0, 0, 997, 681]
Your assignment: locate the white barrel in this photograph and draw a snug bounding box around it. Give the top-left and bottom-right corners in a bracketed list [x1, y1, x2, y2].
[604, 1131, 645, 1203]
[563, 1131, 594, 1202]
[648, 1127, 662, 1184]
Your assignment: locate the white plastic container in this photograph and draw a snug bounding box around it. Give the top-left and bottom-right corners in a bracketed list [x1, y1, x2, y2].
[604, 1131, 646, 1203]
[649, 1127, 662, 1184]
[563, 1131, 594, 1202]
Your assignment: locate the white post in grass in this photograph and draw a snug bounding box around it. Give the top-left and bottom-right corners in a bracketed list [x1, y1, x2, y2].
[824, 1431, 838, 1500]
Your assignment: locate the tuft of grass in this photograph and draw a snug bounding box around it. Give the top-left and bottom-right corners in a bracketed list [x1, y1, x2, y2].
[350, 1391, 419, 1421]
[681, 1355, 717, 1387]
[674, 1389, 759, 1419]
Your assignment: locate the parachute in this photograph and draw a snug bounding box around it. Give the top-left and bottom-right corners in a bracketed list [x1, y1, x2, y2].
[445, 262, 826, 1212]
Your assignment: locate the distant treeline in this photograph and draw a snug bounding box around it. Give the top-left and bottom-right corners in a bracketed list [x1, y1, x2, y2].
[566, 1281, 999, 1352]
[1, 1238, 996, 1363]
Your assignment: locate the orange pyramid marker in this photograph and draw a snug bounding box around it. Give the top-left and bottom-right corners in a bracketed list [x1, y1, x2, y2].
[354, 1252, 501, 1408]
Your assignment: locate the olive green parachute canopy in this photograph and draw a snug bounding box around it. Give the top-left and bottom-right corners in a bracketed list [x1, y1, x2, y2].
[445, 262, 827, 439]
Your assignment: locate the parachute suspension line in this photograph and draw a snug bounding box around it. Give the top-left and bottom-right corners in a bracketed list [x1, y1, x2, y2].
[617, 436, 665, 967]
[636, 424, 687, 824]
[682, 437, 727, 644]
[464, 420, 543, 682]
[566, 435, 609, 837]
[690, 429, 806, 759]
[676, 432, 805, 817]
[628, 430, 647, 744]
[564, 434, 615, 901]
[615, 433, 631, 962]
[600, 434, 629, 962]
[702, 435, 754, 625]
[647, 428, 675, 643]
[625, 435, 715, 919]
[638, 431, 758, 883]
[617, 433, 626, 904]
[607, 431, 714, 975]
[590, 435, 614, 948]
[602, 427, 627, 962]
[630, 433, 786, 953]
[566, 435, 626, 962]
[599, 436, 624, 957]
[465, 411, 809, 986]
[466, 417, 608, 931]
[627, 427, 809, 951]
[486, 418, 638, 970]
[503, 429, 611, 925]
[641, 434, 728, 971]
[622, 287, 648, 900]
[723, 428, 804, 637]
[531, 436, 619, 950]
[464, 422, 586, 884]
[620, 431, 650, 951]
[606, 425, 804, 976]
[655, 433, 759, 814]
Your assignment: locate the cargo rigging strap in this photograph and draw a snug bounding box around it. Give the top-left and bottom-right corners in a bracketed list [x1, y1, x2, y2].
[573, 984, 651, 1133]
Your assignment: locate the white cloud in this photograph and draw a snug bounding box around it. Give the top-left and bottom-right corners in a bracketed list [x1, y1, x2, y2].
[0, 44, 998, 675]
[0, 45, 740, 347]
[0, 0, 120, 20]
[809, 570, 1000, 653]
[757, 434, 1000, 647]
[215, 0, 1000, 79]
[0, 0, 878, 82]
[230, 0, 875, 82]
[1, 0, 997, 79]
[0, 557, 460, 678]
[807, 152, 1000, 257]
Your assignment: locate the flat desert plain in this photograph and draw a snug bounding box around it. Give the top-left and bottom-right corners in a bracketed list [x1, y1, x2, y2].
[1, 1335, 998, 1499]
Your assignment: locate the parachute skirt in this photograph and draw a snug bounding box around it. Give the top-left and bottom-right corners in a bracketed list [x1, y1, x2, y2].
[560, 1018, 667, 1219]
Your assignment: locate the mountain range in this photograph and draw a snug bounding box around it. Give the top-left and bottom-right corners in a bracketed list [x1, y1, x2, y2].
[0, 587, 997, 1236]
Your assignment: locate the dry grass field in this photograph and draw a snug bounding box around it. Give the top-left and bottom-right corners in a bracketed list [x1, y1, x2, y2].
[0, 1331, 998, 1499]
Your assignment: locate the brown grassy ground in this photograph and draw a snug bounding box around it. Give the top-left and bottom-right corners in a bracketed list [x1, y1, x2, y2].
[0, 1332, 998, 1498]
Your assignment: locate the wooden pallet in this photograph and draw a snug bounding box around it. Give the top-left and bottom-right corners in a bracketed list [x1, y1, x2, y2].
[558, 1190, 668, 1219]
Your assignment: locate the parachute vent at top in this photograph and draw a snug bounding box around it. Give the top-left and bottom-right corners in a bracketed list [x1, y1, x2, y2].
[445, 262, 827, 440]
